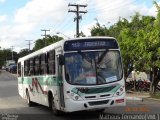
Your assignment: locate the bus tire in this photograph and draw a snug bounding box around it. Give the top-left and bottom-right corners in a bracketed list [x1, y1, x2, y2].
[50, 95, 61, 115]
[96, 109, 105, 113]
[26, 90, 35, 107]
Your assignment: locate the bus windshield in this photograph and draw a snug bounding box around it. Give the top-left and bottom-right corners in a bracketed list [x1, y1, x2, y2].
[65, 50, 123, 85]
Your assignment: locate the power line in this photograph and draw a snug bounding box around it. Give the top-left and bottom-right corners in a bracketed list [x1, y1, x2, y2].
[56, 32, 70, 39]
[52, 16, 73, 35]
[88, 0, 135, 13]
[68, 3, 87, 37]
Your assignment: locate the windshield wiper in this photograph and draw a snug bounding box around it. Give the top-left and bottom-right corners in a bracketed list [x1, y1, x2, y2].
[77, 51, 92, 63]
[97, 49, 108, 64]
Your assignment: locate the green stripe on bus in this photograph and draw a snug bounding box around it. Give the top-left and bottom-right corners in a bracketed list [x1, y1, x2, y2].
[18, 76, 59, 86]
[71, 84, 121, 96]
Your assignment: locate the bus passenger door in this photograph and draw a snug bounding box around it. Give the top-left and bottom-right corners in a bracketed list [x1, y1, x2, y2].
[21, 65, 25, 98]
[18, 63, 25, 98]
[56, 48, 65, 109]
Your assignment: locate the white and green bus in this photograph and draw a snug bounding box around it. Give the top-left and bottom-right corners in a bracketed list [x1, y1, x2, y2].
[17, 37, 126, 115]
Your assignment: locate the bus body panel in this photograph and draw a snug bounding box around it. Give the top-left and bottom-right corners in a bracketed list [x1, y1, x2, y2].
[65, 93, 126, 112]
[17, 37, 126, 113]
[63, 76, 126, 112]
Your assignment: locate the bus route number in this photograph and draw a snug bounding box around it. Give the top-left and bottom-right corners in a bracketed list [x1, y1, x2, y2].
[71, 42, 80, 48]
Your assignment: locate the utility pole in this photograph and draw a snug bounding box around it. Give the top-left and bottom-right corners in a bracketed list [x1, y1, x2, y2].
[10, 46, 14, 60]
[41, 29, 50, 46]
[25, 40, 32, 52]
[68, 3, 87, 38]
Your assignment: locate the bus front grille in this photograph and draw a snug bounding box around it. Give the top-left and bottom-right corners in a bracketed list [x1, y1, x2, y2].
[88, 100, 109, 106]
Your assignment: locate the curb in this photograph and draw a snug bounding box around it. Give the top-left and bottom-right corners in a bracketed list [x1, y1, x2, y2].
[143, 97, 160, 101]
[126, 95, 160, 101]
[126, 96, 143, 101]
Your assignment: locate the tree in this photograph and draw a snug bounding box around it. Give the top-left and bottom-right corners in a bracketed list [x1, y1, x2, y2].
[91, 22, 108, 36]
[0, 50, 4, 68]
[0, 49, 18, 67]
[119, 14, 155, 80]
[18, 49, 30, 58]
[90, 11, 160, 95]
[33, 38, 45, 51]
[79, 31, 86, 37]
[33, 35, 63, 51]
[148, 1, 160, 95]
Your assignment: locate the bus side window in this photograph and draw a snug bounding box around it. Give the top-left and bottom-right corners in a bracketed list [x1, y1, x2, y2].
[40, 53, 47, 75]
[30, 58, 35, 75]
[48, 50, 55, 75]
[18, 63, 21, 77]
[46, 52, 49, 74]
[24, 61, 28, 76]
[39, 55, 41, 75]
[35, 56, 39, 75]
[27, 60, 30, 76]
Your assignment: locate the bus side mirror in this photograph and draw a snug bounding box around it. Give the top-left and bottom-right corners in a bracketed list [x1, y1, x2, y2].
[59, 55, 65, 65]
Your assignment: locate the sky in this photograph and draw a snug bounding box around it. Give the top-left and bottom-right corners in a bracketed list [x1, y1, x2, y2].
[0, 0, 160, 52]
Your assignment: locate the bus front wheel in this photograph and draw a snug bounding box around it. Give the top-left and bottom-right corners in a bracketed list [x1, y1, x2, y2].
[96, 109, 105, 113]
[50, 96, 61, 115]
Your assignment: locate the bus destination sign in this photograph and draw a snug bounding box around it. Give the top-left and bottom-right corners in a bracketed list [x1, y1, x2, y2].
[64, 39, 118, 51]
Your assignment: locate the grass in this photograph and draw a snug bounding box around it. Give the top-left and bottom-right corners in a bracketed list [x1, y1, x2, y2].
[150, 93, 160, 99]
[127, 90, 160, 99]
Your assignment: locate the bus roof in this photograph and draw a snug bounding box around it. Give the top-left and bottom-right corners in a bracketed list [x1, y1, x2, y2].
[18, 36, 117, 63]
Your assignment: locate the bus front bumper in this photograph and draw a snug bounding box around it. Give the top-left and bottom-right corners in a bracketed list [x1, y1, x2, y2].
[64, 96, 126, 112]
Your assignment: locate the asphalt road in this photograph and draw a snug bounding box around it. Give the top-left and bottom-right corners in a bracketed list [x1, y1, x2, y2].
[0, 70, 160, 120]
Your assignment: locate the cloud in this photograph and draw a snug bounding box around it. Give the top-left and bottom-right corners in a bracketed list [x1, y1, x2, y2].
[0, 0, 68, 51]
[76, 0, 88, 4]
[12, 0, 68, 40]
[0, 0, 5, 3]
[81, 21, 96, 36]
[14, 0, 67, 24]
[92, 0, 157, 24]
[77, 0, 159, 37]
[0, 0, 159, 52]
[0, 15, 7, 22]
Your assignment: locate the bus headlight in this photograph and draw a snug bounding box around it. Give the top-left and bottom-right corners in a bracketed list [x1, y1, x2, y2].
[69, 92, 83, 101]
[113, 86, 125, 97]
[71, 92, 74, 96]
[75, 96, 79, 100]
